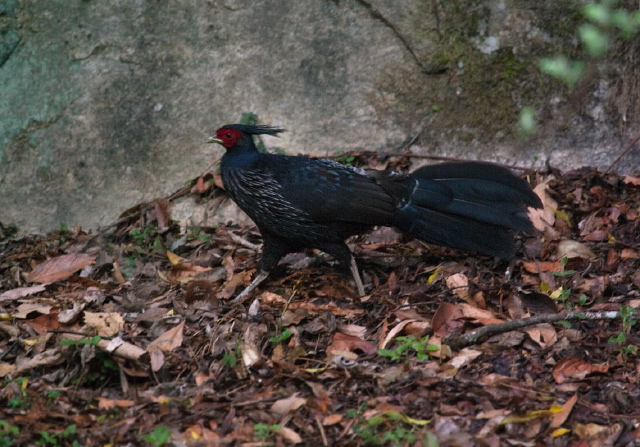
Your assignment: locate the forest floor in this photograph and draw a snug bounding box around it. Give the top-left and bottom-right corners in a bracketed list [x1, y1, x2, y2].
[1, 154, 639, 446]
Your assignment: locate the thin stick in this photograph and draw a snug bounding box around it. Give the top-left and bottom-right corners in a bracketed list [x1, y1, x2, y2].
[445, 310, 629, 350]
[605, 132, 640, 173]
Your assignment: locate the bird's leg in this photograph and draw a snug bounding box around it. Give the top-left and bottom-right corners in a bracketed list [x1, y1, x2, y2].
[349, 256, 365, 296]
[232, 270, 270, 303]
[231, 234, 290, 303]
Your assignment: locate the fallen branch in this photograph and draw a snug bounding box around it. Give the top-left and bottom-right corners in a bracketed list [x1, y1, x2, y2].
[445, 310, 631, 350]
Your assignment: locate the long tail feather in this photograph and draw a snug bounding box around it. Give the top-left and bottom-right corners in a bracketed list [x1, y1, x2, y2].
[393, 161, 541, 259]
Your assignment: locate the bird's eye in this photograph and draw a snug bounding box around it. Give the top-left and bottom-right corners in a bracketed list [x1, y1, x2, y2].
[225, 133, 232, 139]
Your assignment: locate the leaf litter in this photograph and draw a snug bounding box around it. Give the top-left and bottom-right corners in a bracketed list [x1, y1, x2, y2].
[0, 165, 638, 445]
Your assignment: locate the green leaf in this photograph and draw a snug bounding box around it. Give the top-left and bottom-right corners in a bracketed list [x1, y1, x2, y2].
[539, 56, 585, 89]
[141, 426, 171, 446]
[518, 106, 536, 139]
[578, 24, 609, 57]
[239, 113, 258, 126]
[583, 3, 611, 26]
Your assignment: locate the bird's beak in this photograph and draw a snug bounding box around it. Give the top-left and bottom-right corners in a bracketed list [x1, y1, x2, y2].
[206, 136, 223, 144]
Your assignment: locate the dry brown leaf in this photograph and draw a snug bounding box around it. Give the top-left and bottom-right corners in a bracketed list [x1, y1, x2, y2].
[96, 397, 136, 410]
[13, 302, 52, 319]
[621, 249, 640, 259]
[84, 312, 125, 337]
[529, 179, 557, 231]
[445, 273, 470, 302]
[573, 422, 610, 439]
[523, 323, 557, 348]
[154, 199, 170, 233]
[0, 362, 17, 377]
[149, 349, 165, 372]
[326, 332, 377, 360]
[184, 279, 219, 304]
[270, 393, 307, 416]
[274, 426, 302, 444]
[239, 340, 261, 369]
[623, 175, 640, 185]
[195, 371, 215, 386]
[550, 394, 577, 428]
[285, 301, 365, 317]
[0, 284, 47, 302]
[446, 348, 482, 369]
[323, 414, 343, 426]
[458, 303, 504, 325]
[12, 349, 64, 376]
[521, 260, 563, 274]
[24, 312, 61, 335]
[58, 302, 85, 325]
[167, 262, 213, 283]
[379, 320, 417, 349]
[147, 320, 185, 353]
[432, 302, 464, 337]
[552, 358, 609, 384]
[27, 253, 96, 284]
[404, 320, 432, 336]
[554, 239, 596, 260]
[478, 373, 513, 386]
[336, 323, 367, 338]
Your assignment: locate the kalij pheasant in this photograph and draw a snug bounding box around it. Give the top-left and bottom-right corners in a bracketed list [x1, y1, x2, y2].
[208, 124, 542, 301]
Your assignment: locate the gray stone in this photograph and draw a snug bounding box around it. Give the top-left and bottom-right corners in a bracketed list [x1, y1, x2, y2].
[0, 0, 638, 233]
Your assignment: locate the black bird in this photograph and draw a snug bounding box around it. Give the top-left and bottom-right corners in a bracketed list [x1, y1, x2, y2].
[208, 124, 542, 301]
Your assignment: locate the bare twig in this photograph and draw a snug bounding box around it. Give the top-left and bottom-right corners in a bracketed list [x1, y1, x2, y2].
[445, 310, 630, 350]
[325, 151, 533, 172]
[605, 132, 640, 173]
[228, 232, 261, 251]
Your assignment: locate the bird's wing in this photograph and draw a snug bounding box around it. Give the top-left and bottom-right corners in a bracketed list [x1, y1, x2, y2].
[271, 158, 397, 225]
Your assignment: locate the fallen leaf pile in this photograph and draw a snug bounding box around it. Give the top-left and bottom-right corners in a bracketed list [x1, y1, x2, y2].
[0, 165, 638, 445]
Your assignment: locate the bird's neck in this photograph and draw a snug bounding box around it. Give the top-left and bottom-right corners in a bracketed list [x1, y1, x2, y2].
[221, 138, 262, 171]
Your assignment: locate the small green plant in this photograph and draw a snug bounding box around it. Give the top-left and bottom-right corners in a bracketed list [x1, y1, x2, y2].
[5, 377, 29, 410]
[347, 404, 421, 447]
[354, 422, 417, 447]
[59, 336, 101, 347]
[608, 305, 638, 354]
[0, 420, 19, 447]
[335, 154, 357, 166]
[540, 0, 640, 89]
[518, 106, 537, 139]
[553, 257, 578, 277]
[545, 283, 574, 309]
[35, 424, 78, 447]
[378, 335, 438, 362]
[84, 353, 119, 386]
[221, 350, 238, 369]
[58, 222, 71, 234]
[45, 390, 61, 405]
[141, 426, 171, 446]
[268, 328, 293, 344]
[619, 304, 637, 332]
[186, 227, 212, 244]
[522, 1, 640, 139]
[254, 423, 282, 441]
[129, 225, 159, 248]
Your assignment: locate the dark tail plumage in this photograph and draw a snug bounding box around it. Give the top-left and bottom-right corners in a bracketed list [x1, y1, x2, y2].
[392, 161, 542, 259]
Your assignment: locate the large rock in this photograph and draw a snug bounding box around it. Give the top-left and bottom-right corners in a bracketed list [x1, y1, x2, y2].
[1, 0, 638, 233]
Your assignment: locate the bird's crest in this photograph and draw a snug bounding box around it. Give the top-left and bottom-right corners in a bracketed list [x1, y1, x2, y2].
[219, 124, 285, 136]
